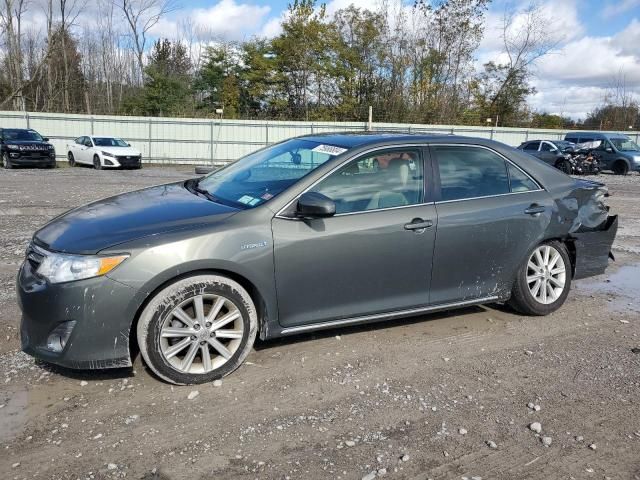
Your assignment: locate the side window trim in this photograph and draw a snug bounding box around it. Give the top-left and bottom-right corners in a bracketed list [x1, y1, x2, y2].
[275, 144, 433, 219]
[429, 144, 543, 204]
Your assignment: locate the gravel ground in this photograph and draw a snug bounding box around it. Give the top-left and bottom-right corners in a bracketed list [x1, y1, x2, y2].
[0, 166, 639, 480]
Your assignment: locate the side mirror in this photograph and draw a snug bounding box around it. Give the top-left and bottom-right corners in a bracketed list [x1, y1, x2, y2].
[127, 143, 131, 147]
[550, 148, 558, 152]
[296, 192, 336, 218]
[43, 137, 49, 142]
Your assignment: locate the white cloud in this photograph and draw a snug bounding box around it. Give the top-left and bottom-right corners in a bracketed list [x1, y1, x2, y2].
[148, 0, 272, 42]
[480, 0, 583, 52]
[324, 0, 382, 16]
[603, 0, 640, 18]
[259, 16, 283, 38]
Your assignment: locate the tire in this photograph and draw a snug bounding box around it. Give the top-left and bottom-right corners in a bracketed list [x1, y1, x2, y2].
[556, 159, 572, 174]
[68, 152, 75, 167]
[93, 155, 102, 170]
[136, 274, 258, 385]
[612, 160, 628, 176]
[508, 241, 572, 316]
[2, 153, 11, 169]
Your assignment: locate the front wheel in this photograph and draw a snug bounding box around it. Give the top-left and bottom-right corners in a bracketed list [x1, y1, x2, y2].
[613, 160, 628, 176]
[137, 275, 258, 385]
[508, 241, 571, 316]
[2, 153, 12, 169]
[557, 159, 572, 174]
[93, 155, 102, 170]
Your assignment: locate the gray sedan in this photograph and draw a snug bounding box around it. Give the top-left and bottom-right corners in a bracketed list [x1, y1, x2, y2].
[18, 134, 617, 384]
[517, 139, 575, 173]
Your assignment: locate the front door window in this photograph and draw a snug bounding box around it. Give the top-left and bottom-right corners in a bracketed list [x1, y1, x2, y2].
[311, 149, 424, 214]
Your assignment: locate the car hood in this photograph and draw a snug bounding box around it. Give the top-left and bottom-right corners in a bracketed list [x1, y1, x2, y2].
[98, 146, 140, 156]
[34, 182, 239, 254]
[6, 140, 50, 147]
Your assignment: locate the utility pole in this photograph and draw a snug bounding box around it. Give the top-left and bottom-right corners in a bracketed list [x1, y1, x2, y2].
[367, 106, 373, 132]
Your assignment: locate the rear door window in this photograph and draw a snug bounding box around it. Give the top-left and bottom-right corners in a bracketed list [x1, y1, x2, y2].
[508, 163, 539, 192]
[433, 146, 510, 201]
[523, 141, 540, 151]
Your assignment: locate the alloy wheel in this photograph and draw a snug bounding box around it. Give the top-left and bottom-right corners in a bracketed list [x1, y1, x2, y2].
[526, 245, 567, 304]
[159, 294, 244, 374]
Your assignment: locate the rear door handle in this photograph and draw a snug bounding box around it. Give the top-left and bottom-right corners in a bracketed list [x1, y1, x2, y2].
[524, 204, 546, 215]
[404, 218, 434, 231]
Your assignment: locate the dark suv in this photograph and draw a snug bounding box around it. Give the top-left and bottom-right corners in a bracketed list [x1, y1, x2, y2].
[1, 128, 56, 169]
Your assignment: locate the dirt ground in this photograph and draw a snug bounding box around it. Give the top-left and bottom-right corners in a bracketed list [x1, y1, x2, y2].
[0, 165, 639, 480]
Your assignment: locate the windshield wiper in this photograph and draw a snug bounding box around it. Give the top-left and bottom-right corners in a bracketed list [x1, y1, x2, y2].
[185, 178, 218, 201]
[185, 178, 241, 208]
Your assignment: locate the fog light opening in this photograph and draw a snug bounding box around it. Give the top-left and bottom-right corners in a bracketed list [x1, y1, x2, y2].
[46, 320, 76, 353]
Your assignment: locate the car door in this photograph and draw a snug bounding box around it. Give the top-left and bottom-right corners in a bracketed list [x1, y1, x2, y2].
[429, 144, 554, 304]
[83, 137, 95, 163]
[539, 141, 558, 165]
[522, 141, 541, 159]
[73, 136, 89, 164]
[271, 146, 437, 328]
[70, 137, 83, 163]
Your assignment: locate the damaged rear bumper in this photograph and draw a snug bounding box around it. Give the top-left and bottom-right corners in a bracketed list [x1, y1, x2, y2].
[572, 215, 618, 280]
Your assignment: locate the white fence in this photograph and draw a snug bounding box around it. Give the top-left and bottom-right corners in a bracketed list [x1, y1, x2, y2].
[2, 110, 639, 165]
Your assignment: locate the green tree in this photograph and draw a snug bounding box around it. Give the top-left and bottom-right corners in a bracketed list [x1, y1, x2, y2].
[271, 0, 339, 120]
[123, 39, 191, 116]
[470, 61, 535, 126]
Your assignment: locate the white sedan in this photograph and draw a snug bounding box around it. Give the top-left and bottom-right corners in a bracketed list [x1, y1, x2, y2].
[67, 136, 142, 169]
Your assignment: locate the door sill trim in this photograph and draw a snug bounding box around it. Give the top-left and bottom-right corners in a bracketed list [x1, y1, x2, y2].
[279, 296, 501, 335]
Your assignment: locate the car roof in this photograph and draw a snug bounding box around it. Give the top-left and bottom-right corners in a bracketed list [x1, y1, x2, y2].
[565, 132, 629, 138]
[298, 131, 493, 149]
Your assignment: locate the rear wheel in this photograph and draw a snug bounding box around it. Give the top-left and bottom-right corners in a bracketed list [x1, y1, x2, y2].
[508, 241, 571, 316]
[137, 275, 258, 385]
[68, 152, 75, 167]
[2, 153, 11, 169]
[93, 155, 102, 170]
[613, 160, 628, 175]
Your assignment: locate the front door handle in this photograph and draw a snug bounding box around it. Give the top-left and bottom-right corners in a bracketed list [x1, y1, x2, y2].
[524, 204, 546, 216]
[404, 218, 434, 231]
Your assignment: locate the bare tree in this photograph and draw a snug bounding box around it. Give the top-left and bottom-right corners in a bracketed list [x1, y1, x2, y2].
[490, 2, 561, 113]
[113, 0, 179, 85]
[0, 0, 29, 109]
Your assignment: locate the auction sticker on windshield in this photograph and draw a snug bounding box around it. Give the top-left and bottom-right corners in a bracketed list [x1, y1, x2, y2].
[312, 144, 348, 156]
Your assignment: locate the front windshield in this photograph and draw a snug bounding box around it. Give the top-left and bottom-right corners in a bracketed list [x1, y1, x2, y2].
[609, 137, 640, 152]
[93, 137, 128, 147]
[3, 129, 43, 142]
[197, 139, 346, 208]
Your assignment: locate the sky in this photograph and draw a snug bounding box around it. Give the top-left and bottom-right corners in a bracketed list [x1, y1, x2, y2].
[23, 0, 640, 120]
[147, 0, 640, 120]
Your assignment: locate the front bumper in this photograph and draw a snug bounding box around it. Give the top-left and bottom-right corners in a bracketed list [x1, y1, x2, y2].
[18, 256, 137, 369]
[102, 155, 142, 168]
[8, 152, 56, 166]
[573, 215, 618, 280]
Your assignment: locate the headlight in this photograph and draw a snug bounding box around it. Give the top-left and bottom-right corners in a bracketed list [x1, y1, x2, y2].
[48, 144, 54, 149]
[101, 151, 114, 157]
[7, 144, 18, 150]
[37, 252, 128, 283]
